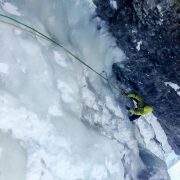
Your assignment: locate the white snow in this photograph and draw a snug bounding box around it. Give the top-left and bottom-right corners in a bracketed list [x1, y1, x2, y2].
[165, 82, 180, 96]
[168, 160, 180, 180]
[48, 105, 62, 116]
[0, 63, 9, 74]
[110, 0, 117, 9]
[57, 80, 74, 103]
[1, 2, 21, 16]
[53, 51, 67, 67]
[136, 40, 142, 51]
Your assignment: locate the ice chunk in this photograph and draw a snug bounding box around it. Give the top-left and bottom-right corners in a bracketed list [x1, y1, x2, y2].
[2, 2, 21, 16]
[48, 105, 62, 116]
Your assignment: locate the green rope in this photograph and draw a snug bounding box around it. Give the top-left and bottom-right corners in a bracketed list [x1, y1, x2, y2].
[0, 13, 123, 93]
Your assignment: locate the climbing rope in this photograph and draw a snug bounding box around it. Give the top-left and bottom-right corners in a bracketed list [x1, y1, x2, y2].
[0, 13, 123, 93]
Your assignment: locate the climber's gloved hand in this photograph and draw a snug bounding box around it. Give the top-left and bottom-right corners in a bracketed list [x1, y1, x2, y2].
[125, 106, 130, 110]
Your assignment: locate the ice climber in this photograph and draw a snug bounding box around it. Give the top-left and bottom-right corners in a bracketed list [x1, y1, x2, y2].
[125, 93, 153, 121]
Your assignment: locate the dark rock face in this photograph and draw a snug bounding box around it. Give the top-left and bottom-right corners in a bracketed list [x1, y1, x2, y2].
[93, 0, 180, 155]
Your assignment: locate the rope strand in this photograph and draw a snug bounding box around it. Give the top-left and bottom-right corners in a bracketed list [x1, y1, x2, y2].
[0, 13, 123, 93]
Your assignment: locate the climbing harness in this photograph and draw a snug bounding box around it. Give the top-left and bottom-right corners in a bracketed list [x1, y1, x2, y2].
[0, 13, 123, 93]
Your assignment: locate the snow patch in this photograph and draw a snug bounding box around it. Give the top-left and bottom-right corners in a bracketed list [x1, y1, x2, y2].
[48, 105, 62, 116]
[57, 80, 74, 103]
[136, 41, 142, 51]
[2, 2, 21, 16]
[14, 29, 22, 36]
[105, 96, 123, 117]
[82, 77, 97, 109]
[165, 82, 180, 96]
[53, 51, 67, 67]
[110, 0, 117, 9]
[0, 63, 9, 74]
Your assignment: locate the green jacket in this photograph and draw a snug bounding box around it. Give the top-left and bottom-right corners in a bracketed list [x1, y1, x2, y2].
[127, 93, 153, 115]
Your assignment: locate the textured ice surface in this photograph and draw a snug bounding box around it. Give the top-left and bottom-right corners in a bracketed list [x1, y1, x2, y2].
[0, 63, 9, 74]
[0, 0, 124, 179]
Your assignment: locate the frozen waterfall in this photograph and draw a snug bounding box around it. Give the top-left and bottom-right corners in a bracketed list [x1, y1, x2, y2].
[0, 0, 177, 180]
